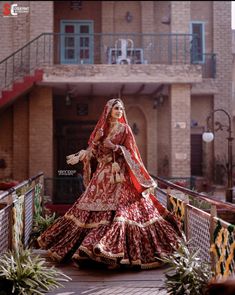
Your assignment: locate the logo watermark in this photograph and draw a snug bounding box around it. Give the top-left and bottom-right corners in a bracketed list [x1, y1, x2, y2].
[58, 170, 77, 176]
[3, 3, 29, 17]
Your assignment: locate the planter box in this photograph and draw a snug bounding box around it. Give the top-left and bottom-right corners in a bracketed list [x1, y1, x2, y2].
[0, 181, 19, 190]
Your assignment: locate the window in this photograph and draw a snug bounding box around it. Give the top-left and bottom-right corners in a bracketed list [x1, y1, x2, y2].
[190, 22, 205, 63]
[60, 21, 94, 64]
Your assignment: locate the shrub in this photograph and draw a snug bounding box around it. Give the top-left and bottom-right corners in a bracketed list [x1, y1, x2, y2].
[0, 248, 71, 295]
[160, 234, 213, 295]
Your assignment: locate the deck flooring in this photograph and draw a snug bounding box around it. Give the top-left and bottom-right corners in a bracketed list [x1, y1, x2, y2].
[37, 250, 168, 295]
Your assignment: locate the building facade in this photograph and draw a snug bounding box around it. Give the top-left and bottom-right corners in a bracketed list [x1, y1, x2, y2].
[0, 1, 232, 195]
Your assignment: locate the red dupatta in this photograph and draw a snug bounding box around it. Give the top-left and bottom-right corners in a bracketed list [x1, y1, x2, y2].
[87, 98, 157, 195]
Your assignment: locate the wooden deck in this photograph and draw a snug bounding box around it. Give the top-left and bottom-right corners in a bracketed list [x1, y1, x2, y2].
[38, 251, 167, 295]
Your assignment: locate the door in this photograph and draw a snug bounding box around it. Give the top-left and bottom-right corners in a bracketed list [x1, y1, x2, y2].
[190, 22, 205, 63]
[61, 21, 94, 64]
[54, 120, 96, 203]
[191, 134, 203, 176]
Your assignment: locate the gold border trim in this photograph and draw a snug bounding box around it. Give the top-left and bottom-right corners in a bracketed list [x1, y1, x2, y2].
[65, 213, 110, 228]
[113, 216, 162, 227]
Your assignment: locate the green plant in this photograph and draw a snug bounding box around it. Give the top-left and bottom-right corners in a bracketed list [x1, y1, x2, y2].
[188, 195, 211, 211]
[29, 212, 57, 247]
[0, 248, 71, 295]
[160, 234, 213, 295]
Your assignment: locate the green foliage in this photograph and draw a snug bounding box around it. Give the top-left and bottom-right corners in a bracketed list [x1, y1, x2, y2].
[29, 213, 57, 247]
[188, 195, 211, 211]
[0, 248, 71, 295]
[160, 234, 213, 295]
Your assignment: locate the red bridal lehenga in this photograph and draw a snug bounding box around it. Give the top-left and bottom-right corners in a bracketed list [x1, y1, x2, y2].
[38, 99, 182, 269]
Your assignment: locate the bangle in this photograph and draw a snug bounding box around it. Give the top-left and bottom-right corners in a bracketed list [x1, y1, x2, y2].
[113, 145, 119, 152]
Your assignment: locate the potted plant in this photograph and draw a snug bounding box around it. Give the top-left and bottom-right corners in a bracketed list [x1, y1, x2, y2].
[29, 212, 57, 248]
[159, 234, 214, 295]
[0, 248, 71, 295]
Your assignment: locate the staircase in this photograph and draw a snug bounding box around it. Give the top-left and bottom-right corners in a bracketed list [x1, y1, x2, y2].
[0, 69, 43, 109]
[0, 33, 53, 109]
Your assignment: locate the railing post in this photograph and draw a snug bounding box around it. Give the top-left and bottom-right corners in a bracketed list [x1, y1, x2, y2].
[166, 186, 171, 210]
[183, 195, 190, 239]
[210, 204, 217, 273]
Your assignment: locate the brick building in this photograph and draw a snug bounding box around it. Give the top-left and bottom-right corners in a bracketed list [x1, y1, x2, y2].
[0, 1, 232, 197]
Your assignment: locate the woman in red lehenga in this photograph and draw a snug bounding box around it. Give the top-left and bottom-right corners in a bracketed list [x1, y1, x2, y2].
[38, 98, 182, 269]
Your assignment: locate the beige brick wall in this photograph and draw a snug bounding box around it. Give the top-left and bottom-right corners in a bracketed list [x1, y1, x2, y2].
[13, 97, 29, 181]
[125, 95, 157, 174]
[191, 95, 213, 179]
[102, 1, 115, 33]
[213, 1, 232, 169]
[29, 86, 53, 178]
[170, 84, 191, 177]
[114, 1, 141, 33]
[29, 1, 53, 39]
[171, 1, 190, 33]
[154, 1, 170, 34]
[0, 107, 13, 179]
[141, 1, 154, 33]
[0, 1, 30, 61]
[157, 96, 171, 177]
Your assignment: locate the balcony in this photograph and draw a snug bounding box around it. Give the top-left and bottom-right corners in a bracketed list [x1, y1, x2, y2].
[0, 33, 216, 94]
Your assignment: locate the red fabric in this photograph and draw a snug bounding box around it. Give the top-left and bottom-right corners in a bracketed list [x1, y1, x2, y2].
[38, 98, 182, 269]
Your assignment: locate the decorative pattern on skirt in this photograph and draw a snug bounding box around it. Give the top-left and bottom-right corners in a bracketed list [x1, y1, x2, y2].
[38, 177, 181, 269]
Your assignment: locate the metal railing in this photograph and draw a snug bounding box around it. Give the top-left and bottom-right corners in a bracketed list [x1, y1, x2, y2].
[0, 32, 216, 92]
[153, 175, 235, 278]
[1, 172, 234, 277]
[0, 172, 44, 254]
[191, 53, 216, 79]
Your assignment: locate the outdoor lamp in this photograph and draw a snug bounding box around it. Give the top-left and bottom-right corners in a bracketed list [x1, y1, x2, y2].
[202, 131, 214, 143]
[203, 109, 234, 203]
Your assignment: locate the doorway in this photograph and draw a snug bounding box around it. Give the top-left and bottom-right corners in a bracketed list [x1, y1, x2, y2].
[54, 120, 96, 203]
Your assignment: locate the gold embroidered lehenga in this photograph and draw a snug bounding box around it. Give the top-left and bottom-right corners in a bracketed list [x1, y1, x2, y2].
[38, 99, 182, 269]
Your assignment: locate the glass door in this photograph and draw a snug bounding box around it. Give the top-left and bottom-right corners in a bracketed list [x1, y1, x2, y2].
[61, 21, 94, 64]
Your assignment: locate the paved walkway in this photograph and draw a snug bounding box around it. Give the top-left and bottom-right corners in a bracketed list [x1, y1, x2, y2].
[36, 250, 168, 295]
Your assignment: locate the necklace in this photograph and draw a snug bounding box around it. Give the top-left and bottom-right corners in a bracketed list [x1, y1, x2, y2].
[107, 122, 120, 139]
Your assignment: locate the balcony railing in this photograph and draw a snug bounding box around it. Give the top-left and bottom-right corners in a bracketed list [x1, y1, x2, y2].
[0, 32, 216, 92]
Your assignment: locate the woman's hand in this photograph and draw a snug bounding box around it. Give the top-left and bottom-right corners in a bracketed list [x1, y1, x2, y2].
[94, 128, 104, 142]
[103, 138, 116, 150]
[66, 150, 88, 165]
[66, 154, 79, 165]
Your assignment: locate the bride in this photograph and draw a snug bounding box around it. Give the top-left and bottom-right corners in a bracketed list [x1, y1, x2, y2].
[38, 98, 182, 269]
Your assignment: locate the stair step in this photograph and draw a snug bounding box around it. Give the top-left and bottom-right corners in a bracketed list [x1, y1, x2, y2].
[0, 68, 43, 108]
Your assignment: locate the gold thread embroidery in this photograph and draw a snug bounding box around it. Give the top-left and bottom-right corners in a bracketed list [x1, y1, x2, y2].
[120, 145, 156, 188]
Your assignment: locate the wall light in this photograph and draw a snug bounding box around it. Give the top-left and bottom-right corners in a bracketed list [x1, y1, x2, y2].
[65, 93, 72, 106]
[125, 11, 133, 23]
[153, 93, 164, 109]
[132, 123, 139, 135]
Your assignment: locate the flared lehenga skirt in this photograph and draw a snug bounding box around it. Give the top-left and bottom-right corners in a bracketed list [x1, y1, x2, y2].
[38, 177, 181, 269]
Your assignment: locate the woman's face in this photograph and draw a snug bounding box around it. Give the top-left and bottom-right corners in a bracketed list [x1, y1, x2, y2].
[110, 101, 124, 120]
